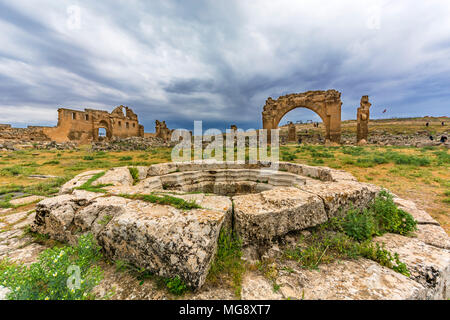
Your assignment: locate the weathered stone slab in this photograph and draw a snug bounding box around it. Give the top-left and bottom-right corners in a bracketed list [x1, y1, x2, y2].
[233, 187, 327, 244]
[297, 181, 379, 218]
[241, 273, 283, 300]
[93, 167, 133, 187]
[160, 192, 233, 230]
[59, 170, 104, 194]
[374, 233, 450, 300]
[10, 195, 46, 206]
[97, 202, 227, 289]
[393, 197, 439, 225]
[32, 188, 230, 289]
[274, 259, 427, 300]
[415, 224, 450, 250]
[147, 162, 179, 176]
[104, 176, 163, 195]
[31, 190, 102, 243]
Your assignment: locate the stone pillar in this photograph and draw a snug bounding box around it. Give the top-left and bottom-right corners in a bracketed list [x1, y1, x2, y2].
[326, 101, 342, 144]
[357, 96, 371, 144]
[288, 122, 297, 142]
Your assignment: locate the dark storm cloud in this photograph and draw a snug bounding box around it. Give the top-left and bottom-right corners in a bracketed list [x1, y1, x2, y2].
[0, 0, 449, 131]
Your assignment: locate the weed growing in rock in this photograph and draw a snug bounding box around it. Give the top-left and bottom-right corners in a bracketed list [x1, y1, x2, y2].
[207, 229, 245, 298]
[0, 234, 103, 300]
[284, 231, 410, 277]
[128, 167, 140, 185]
[114, 260, 189, 296]
[330, 190, 417, 240]
[163, 275, 188, 296]
[76, 172, 112, 193]
[284, 191, 415, 276]
[120, 193, 201, 210]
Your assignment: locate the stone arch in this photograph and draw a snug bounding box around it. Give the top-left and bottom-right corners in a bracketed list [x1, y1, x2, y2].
[262, 90, 342, 143]
[94, 119, 112, 140]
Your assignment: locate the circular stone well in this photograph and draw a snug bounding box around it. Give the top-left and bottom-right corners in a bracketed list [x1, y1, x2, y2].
[31, 161, 450, 296]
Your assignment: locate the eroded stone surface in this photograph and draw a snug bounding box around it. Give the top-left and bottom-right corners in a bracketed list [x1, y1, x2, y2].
[233, 187, 327, 245]
[98, 203, 227, 288]
[374, 233, 450, 300]
[272, 259, 427, 300]
[241, 273, 283, 300]
[297, 181, 380, 218]
[32, 187, 230, 289]
[10, 195, 46, 206]
[59, 170, 104, 194]
[93, 167, 133, 187]
[415, 224, 450, 250]
[393, 197, 439, 225]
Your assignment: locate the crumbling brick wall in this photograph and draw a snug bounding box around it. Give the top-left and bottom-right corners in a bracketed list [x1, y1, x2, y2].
[0, 105, 145, 144]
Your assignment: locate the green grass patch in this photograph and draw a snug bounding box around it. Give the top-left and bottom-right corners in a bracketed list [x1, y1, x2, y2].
[434, 151, 450, 166]
[0, 165, 36, 177]
[114, 260, 189, 296]
[119, 156, 133, 161]
[42, 160, 60, 165]
[120, 193, 201, 210]
[0, 234, 103, 300]
[284, 191, 415, 277]
[207, 229, 245, 298]
[76, 172, 112, 193]
[128, 167, 140, 185]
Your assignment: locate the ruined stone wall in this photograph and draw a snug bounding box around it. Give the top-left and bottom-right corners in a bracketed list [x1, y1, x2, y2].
[155, 120, 173, 142]
[43, 105, 144, 144]
[0, 125, 51, 142]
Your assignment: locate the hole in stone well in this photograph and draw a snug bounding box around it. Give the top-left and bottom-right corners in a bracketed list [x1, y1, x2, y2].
[158, 169, 306, 196]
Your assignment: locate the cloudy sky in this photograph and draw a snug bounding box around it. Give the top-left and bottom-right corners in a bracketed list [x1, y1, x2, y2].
[0, 0, 449, 132]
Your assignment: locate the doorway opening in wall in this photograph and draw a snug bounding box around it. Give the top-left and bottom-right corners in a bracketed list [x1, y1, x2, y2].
[98, 128, 107, 137]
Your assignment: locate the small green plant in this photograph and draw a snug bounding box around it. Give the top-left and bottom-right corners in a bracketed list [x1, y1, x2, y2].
[119, 156, 133, 161]
[342, 208, 378, 241]
[284, 231, 410, 277]
[83, 156, 94, 161]
[372, 190, 417, 235]
[24, 177, 69, 196]
[128, 167, 140, 185]
[311, 151, 334, 159]
[163, 275, 188, 296]
[43, 160, 60, 165]
[0, 195, 12, 209]
[284, 191, 415, 277]
[341, 146, 365, 156]
[0, 234, 103, 300]
[281, 151, 297, 161]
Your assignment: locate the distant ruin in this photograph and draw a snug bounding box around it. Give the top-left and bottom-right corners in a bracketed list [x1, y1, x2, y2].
[288, 122, 297, 142]
[154, 120, 173, 141]
[262, 90, 342, 143]
[357, 96, 371, 144]
[0, 105, 145, 144]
